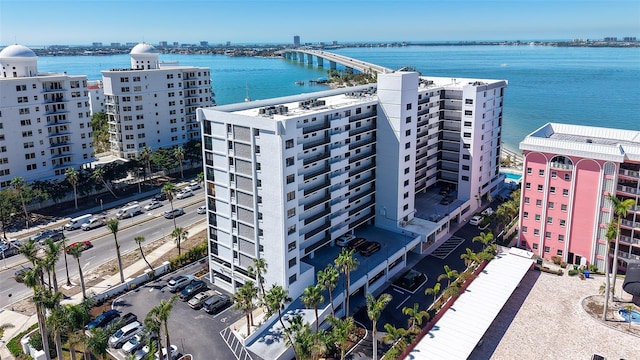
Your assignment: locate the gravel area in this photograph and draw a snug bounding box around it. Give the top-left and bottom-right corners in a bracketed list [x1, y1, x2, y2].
[470, 270, 640, 360]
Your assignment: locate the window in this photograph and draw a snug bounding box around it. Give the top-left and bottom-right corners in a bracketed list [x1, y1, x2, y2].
[557, 249, 563, 256]
[286, 157, 294, 167]
[564, 174, 570, 181]
[536, 199, 542, 207]
[551, 171, 557, 178]
[405, 129, 411, 136]
[559, 219, 566, 227]
[537, 184, 543, 191]
[287, 208, 296, 218]
[550, 187, 556, 194]
[535, 214, 541, 222]
[562, 189, 569, 196]
[289, 274, 297, 285]
[403, 204, 409, 211]
[545, 232, 551, 238]
[534, 229, 540, 235]
[405, 142, 410, 149]
[544, 246, 550, 253]
[405, 116, 411, 124]
[547, 217, 553, 224]
[404, 167, 410, 174]
[288, 241, 296, 251]
[286, 191, 295, 201]
[527, 168, 532, 174]
[522, 226, 527, 233]
[464, 110, 472, 116]
[524, 197, 530, 204]
[461, 176, 469, 181]
[463, 132, 471, 138]
[286, 174, 295, 184]
[525, 182, 531, 189]
[462, 154, 470, 160]
[539, 169, 544, 176]
[558, 234, 565, 242]
[561, 204, 568, 212]
[287, 225, 296, 235]
[404, 179, 409, 186]
[465, 99, 473, 105]
[548, 202, 554, 209]
[523, 211, 529, 219]
[285, 139, 294, 149]
[406, 103, 412, 110]
[532, 243, 538, 249]
[288, 258, 297, 268]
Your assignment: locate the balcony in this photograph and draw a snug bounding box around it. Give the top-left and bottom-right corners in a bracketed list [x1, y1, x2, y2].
[612, 250, 640, 261]
[619, 235, 640, 246]
[349, 162, 375, 177]
[303, 152, 329, 166]
[302, 121, 330, 135]
[349, 124, 375, 137]
[302, 136, 329, 151]
[304, 220, 331, 241]
[550, 162, 573, 171]
[303, 208, 330, 226]
[303, 165, 329, 181]
[620, 219, 640, 229]
[349, 112, 376, 123]
[303, 177, 330, 196]
[303, 193, 331, 211]
[619, 168, 640, 178]
[617, 184, 640, 195]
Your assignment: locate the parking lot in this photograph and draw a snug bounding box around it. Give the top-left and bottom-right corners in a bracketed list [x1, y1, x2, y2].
[109, 262, 241, 360]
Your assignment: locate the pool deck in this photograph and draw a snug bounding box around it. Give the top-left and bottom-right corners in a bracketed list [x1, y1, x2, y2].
[469, 269, 640, 360]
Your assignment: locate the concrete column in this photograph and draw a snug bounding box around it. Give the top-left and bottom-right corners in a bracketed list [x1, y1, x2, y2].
[298, 52, 304, 62]
[330, 61, 336, 70]
[317, 57, 324, 67]
[306, 53, 313, 65]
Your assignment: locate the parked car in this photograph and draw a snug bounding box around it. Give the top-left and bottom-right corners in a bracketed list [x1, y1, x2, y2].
[154, 345, 179, 360]
[120, 312, 138, 326]
[482, 207, 494, 216]
[154, 192, 167, 201]
[144, 201, 163, 211]
[197, 206, 207, 214]
[336, 233, 356, 247]
[203, 294, 231, 314]
[109, 321, 143, 348]
[186, 182, 201, 191]
[122, 334, 144, 354]
[65, 241, 93, 253]
[86, 309, 120, 330]
[176, 190, 194, 200]
[134, 345, 150, 360]
[32, 229, 55, 243]
[0, 239, 20, 258]
[14, 266, 32, 282]
[359, 241, 381, 256]
[346, 237, 367, 251]
[188, 289, 216, 309]
[167, 275, 195, 293]
[440, 195, 455, 205]
[164, 208, 185, 219]
[179, 280, 207, 301]
[469, 215, 484, 226]
[81, 216, 106, 231]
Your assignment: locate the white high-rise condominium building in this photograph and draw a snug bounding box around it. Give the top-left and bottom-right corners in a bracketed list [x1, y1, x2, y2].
[0, 45, 94, 189]
[199, 72, 507, 299]
[102, 43, 215, 159]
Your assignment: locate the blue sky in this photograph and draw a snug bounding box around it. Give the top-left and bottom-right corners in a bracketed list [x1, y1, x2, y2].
[1, 0, 639, 46]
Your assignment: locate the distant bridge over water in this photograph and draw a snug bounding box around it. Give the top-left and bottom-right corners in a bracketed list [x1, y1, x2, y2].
[281, 49, 394, 74]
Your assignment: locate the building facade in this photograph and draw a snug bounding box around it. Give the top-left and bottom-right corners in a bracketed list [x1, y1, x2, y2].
[199, 71, 507, 298]
[518, 123, 640, 271]
[0, 44, 94, 189]
[102, 43, 215, 159]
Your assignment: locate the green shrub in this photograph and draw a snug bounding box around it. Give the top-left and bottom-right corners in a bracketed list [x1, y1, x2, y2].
[7, 323, 38, 357]
[568, 269, 579, 276]
[588, 264, 599, 273]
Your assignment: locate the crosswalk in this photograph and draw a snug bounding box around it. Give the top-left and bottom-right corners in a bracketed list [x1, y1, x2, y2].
[430, 236, 466, 259]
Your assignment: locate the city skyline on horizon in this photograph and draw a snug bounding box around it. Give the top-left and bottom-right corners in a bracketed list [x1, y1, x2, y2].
[1, 0, 639, 46]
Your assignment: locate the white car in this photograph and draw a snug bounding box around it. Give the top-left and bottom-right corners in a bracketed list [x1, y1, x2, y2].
[176, 190, 194, 200]
[187, 182, 201, 191]
[154, 345, 179, 360]
[144, 201, 163, 211]
[336, 233, 356, 247]
[122, 334, 144, 354]
[197, 206, 206, 214]
[108, 321, 142, 348]
[469, 215, 484, 226]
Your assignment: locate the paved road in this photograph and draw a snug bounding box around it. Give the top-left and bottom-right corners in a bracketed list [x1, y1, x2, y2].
[0, 193, 206, 308]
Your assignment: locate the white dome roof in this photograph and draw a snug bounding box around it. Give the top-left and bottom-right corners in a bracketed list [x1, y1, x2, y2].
[0, 44, 37, 58]
[130, 43, 158, 55]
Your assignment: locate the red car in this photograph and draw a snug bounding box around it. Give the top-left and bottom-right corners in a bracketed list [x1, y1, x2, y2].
[66, 241, 93, 253]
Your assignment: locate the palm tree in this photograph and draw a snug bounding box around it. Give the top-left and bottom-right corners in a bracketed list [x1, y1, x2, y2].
[381, 323, 408, 349]
[460, 248, 479, 268]
[232, 280, 259, 336]
[92, 167, 118, 199]
[140, 146, 152, 182]
[43, 239, 63, 292]
[608, 195, 637, 297]
[156, 295, 177, 359]
[438, 265, 459, 287]
[247, 257, 268, 301]
[63, 303, 90, 360]
[170, 227, 188, 257]
[86, 327, 109, 360]
[107, 218, 125, 283]
[196, 171, 205, 185]
[134, 236, 154, 273]
[67, 245, 87, 299]
[265, 284, 294, 348]
[23, 268, 51, 358]
[402, 303, 429, 334]
[162, 183, 178, 229]
[174, 146, 185, 178]
[33, 286, 62, 359]
[317, 265, 339, 317]
[327, 315, 355, 360]
[335, 248, 359, 317]
[366, 293, 392, 360]
[472, 231, 494, 251]
[602, 221, 618, 320]
[46, 297, 68, 360]
[144, 306, 163, 360]
[65, 167, 80, 209]
[283, 314, 309, 360]
[10, 177, 29, 228]
[424, 282, 442, 306]
[302, 284, 325, 332]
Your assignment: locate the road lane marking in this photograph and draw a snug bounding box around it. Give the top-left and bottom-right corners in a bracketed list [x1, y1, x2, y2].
[395, 294, 412, 310]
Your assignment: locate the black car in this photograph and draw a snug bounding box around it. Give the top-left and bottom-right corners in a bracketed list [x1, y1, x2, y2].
[179, 280, 207, 301]
[86, 309, 121, 330]
[440, 195, 455, 205]
[120, 312, 138, 326]
[359, 241, 381, 257]
[203, 294, 231, 314]
[39, 229, 64, 245]
[346, 237, 367, 251]
[14, 266, 32, 282]
[154, 193, 167, 201]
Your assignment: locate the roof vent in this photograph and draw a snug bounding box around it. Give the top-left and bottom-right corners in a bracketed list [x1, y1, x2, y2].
[586, 139, 593, 144]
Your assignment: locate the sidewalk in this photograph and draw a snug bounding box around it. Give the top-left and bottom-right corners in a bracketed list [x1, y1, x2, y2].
[0, 213, 208, 360]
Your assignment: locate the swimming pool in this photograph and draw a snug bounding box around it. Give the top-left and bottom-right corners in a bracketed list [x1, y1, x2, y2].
[618, 308, 640, 323]
[502, 172, 522, 181]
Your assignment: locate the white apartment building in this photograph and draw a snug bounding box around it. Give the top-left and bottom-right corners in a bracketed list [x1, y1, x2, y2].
[87, 80, 105, 115]
[199, 72, 507, 299]
[0, 45, 94, 189]
[102, 43, 215, 159]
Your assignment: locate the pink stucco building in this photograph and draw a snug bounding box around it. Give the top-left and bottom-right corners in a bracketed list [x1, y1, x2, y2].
[518, 123, 640, 272]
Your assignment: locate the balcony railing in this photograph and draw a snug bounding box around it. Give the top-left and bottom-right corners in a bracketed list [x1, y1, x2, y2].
[619, 235, 640, 246]
[617, 184, 640, 195]
[550, 162, 573, 171]
[619, 168, 640, 178]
